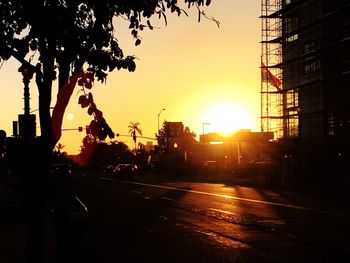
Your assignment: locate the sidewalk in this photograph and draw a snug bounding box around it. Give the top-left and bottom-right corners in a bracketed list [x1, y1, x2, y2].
[0, 171, 56, 263]
[0, 171, 27, 263]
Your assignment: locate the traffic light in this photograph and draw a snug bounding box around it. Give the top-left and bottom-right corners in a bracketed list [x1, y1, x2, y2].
[78, 126, 83, 132]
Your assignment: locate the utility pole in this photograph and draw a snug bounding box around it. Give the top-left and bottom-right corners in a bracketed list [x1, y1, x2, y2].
[18, 65, 36, 138]
[157, 108, 165, 133]
[202, 122, 210, 136]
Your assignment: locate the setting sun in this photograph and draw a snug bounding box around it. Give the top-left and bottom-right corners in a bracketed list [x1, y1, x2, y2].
[66, 113, 74, 121]
[202, 104, 253, 134]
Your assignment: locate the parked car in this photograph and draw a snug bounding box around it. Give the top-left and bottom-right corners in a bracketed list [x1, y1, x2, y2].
[50, 164, 72, 183]
[245, 159, 278, 174]
[202, 160, 219, 175]
[113, 164, 138, 179]
[104, 164, 115, 173]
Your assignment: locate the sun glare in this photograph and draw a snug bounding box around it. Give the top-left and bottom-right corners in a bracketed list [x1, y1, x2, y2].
[66, 113, 74, 121]
[202, 104, 252, 134]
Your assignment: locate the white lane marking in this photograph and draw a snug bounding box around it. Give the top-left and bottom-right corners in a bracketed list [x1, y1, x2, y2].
[112, 180, 341, 215]
[133, 190, 142, 194]
[209, 208, 235, 215]
[161, 197, 176, 202]
[101, 177, 113, 181]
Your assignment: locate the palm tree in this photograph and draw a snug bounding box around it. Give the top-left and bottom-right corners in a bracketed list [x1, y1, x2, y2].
[54, 143, 65, 154]
[128, 122, 142, 150]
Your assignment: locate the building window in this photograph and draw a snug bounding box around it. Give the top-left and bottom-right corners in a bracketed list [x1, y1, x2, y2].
[328, 111, 336, 135]
[286, 34, 299, 42]
[304, 41, 316, 54]
[284, 17, 299, 42]
[286, 89, 299, 109]
[304, 56, 321, 74]
[300, 84, 323, 114]
[286, 113, 299, 137]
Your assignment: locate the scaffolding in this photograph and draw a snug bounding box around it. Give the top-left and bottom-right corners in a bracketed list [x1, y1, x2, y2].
[260, 0, 283, 139]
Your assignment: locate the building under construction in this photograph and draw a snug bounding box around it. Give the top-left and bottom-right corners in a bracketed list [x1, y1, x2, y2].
[261, 0, 350, 185]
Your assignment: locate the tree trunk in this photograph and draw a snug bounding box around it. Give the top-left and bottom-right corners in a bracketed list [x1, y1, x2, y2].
[52, 65, 79, 143]
[25, 39, 56, 263]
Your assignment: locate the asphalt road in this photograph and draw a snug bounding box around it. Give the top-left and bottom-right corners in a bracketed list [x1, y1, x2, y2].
[71, 170, 350, 263]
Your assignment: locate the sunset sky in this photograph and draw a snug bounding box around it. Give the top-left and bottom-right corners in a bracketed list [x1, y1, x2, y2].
[0, 1, 261, 154]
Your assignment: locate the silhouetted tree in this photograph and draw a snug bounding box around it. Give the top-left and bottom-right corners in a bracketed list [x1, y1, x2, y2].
[157, 121, 170, 153]
[79, 137, 131, 167]
[54, 143, 65, 154]
[0, 1, 214, 262]
[128, 121, 142, 150]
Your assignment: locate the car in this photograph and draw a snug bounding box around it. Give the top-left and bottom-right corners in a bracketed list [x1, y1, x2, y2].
[245, 159, 278, 173]
[203, 160, 218, 170]
[104, 164, 115, 173]
[50, 164, 72, 183]
[113, 164, 138, 179]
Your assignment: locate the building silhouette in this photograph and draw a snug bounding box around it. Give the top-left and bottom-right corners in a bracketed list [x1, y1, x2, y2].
[261, 0, 350, 186]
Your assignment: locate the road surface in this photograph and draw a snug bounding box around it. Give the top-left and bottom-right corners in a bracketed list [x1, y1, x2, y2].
[71, 170, 350, 263]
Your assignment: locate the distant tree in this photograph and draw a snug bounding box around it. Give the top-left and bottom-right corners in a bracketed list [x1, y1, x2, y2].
[157, 123, 197, 153]
[54, 143, 65, 154]
[110, 141, 132, 164]
[79, 137, 132, 167]
[52, 142, 66, 163]
[0, 1, 214, 261]
[128, 121, 142, 150]
[156, 121, 170, 153]
[184, 126, 196, 139]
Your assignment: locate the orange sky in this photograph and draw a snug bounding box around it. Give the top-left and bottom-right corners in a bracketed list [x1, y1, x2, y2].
[0, 1, 261, 154]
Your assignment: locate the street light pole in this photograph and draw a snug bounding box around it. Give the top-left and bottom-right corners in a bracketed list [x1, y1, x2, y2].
[202, 122, 210, 136]
[157, 108, 165, 133]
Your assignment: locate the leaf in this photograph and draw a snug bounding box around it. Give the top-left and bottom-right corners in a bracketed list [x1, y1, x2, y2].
[162, 12, 168, 26]
[103, 123, 115, 139]
[88, 92, 94, 103]
[135, 38, 141, 46]
[116, 61, 122, 70]
[81, 100, 90, 108]
[89, 120, 99, 137]
[111, 40, 119, 52]
[127, 60, 136, 72]
[96, 71, 107, 83]
[78, 95, 86, 104]
[85, 82, 92, 89]
[107, 130, 115, 139]
[90, 102, 97, 111]
[78, 95, 90, 108]
[147, 20, 153, 30]
[94, 109, 103, 119]
[176, 7, 181, 16]
[109, 60, 117, 71]
[131, 29, 138, 37]
[78, 79, 84, 86]
[29, 40, 38, 51]
[86, 72, 95, 82]
[98, 130, 107, 141]
[87, 106, 94, 115]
